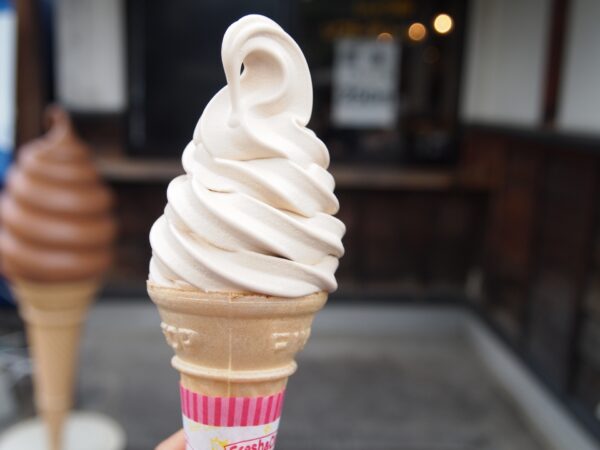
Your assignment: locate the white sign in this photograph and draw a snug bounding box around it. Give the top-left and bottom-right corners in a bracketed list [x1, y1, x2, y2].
[0, 0, 16, 182]
[332, 38, 399, 129]
[0, 1, 16, 154]
[54, 0, 126, 112]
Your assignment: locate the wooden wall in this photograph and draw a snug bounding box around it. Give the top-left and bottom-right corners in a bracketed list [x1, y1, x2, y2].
[462, 126, 600, 435]
[335, 189, 487, 297]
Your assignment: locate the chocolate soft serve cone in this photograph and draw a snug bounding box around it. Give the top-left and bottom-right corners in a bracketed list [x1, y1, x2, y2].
[0, 106, 116, 450]
[0, 106, 115, 282]
[148, 15, 344, 449]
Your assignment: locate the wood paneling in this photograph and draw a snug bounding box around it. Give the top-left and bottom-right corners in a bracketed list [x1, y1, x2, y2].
[466, 127, 600, 435]
[466, 132, 542, 341]
[528, 153, 597, 389]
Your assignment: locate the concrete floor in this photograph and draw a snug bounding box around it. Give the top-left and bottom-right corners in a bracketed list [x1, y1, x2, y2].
[71, 302, 547, 450]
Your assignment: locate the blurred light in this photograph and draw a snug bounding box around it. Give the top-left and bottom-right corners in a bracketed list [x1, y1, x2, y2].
[407, 23, 427, 42]
[377, 32, 394, 42]
[433, 13, 453, 34]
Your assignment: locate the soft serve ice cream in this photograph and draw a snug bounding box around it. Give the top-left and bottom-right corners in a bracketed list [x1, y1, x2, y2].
[149, 14, 345, 297]
[0, 106, 116, 282]
[148, 16, 344, 449]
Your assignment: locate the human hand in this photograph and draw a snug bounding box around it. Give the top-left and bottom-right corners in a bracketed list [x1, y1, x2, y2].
[156, 429, 186, 450]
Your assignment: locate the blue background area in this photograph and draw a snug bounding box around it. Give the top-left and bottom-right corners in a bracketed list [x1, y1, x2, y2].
[0, 0, 13, 12]
[0, 150, 14, 306]
[0, 280, 14, 306]
[0, 149, 12, 183]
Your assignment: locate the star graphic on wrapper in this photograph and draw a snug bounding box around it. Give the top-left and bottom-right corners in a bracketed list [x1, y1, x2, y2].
[211, 437, 230, 450]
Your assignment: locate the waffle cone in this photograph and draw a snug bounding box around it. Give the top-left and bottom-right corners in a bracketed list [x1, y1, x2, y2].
[12, 279, 100, 450]
[147, 282, 327, 398]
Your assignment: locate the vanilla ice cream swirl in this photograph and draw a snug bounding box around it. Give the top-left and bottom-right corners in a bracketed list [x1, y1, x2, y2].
[149, 15, 345, 297]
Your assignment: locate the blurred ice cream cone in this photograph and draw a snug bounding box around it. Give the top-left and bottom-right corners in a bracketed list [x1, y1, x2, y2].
[13, 280, 100, 450]
[0, 105, 116, 450]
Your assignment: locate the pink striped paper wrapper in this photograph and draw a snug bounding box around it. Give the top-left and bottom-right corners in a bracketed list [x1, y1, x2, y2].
[179, 384, 285, 450]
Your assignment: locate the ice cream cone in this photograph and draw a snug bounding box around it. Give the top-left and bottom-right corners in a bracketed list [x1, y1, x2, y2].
[148, 282, 327, 449]
[11, 279, 100, 450]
